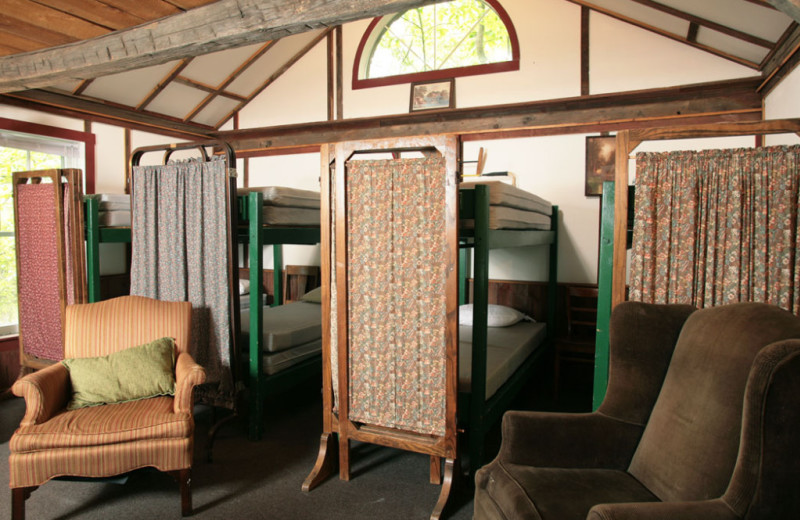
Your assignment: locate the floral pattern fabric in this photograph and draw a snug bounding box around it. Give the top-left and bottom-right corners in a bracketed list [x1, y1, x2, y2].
[130, 157, 234, 408]
[345, 157, 448, 436]
[629, 145, 800, 314]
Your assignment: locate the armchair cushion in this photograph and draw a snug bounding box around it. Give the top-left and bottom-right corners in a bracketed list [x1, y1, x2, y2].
[9, 396, 191, 452]
[61, 337, 176, 410]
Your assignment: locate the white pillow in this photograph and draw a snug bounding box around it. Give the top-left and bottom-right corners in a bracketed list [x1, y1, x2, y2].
[238, 278, 250, 295]
[459, 304, 534, 327]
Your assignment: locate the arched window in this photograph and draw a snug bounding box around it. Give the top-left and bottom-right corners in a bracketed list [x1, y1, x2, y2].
[353, 0, 519, 89]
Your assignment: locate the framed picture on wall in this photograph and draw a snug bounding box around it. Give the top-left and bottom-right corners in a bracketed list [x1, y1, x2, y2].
[585, 135, 616, 196]
[410, 79, 455, 112]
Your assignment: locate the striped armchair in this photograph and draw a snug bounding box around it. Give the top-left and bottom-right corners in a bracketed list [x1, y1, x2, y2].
[9, 296, 206, 520]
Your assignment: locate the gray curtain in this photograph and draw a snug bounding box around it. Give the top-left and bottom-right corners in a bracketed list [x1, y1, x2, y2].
[130, 157, 234, 408]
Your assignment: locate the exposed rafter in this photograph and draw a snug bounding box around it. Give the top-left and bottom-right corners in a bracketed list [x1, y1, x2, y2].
[0, 0, 438, 94]
[0, 88, 215, 138]
[214, 28, 332, 128]
[759, 22, 800, 92]
[566, 0, 762, 69]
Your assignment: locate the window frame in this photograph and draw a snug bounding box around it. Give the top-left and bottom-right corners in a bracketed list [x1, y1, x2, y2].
[0, 117, 95, 337]
[352, 0, 520, 90]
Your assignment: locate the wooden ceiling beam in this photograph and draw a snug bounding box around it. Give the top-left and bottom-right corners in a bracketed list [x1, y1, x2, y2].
[768, 0, 800, 22]
[0, 0, 438, 94]
[1, 88, 215, 138]
[213, 78, 763, 152]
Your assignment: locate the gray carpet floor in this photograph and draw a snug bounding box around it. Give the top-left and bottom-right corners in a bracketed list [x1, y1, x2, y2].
[1, 364, 591, 520]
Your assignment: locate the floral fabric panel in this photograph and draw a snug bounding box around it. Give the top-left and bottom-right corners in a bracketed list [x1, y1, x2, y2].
[346, 157, 448, 436]
[130, 157, 234, 408]
[16, 184, 64, 361]
[630, 145, 800, 314]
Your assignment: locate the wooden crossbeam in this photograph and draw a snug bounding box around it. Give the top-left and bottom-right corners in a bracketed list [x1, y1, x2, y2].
[214, 78, 762, 152]
[0, 0, 438, 93]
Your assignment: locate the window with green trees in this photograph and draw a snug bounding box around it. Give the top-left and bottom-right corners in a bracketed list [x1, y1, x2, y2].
[0, 139, 79, 336]
[354, 0, 518, 88]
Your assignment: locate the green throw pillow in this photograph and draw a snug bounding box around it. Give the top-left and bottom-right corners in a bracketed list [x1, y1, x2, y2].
[300, 286, 322, 303]
[62, 337, 177, 410]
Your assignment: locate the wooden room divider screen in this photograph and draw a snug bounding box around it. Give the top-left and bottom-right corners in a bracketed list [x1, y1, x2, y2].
[13, 168, 86, 370]
[304, 136, 459, 520]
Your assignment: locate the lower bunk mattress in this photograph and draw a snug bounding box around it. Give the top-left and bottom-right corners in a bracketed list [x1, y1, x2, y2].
[240, 301, 322, 376]
[459, 321, 548, 400]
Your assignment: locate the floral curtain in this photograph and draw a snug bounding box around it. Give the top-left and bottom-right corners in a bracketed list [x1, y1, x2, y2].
[629, 145, 800, 314]
[345, 157, 448, 436]
[130, 157, 234, 408]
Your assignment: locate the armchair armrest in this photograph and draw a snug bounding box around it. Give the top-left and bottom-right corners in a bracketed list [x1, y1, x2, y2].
[174, 351, 206, 414]
[11, 362, 70, 427]
[497, 410, 645, 470]
[588, 499, 737, 520]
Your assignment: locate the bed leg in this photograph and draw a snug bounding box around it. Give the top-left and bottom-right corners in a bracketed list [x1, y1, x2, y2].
[302, 432, 338, 492]
[430, 457, 457, 520]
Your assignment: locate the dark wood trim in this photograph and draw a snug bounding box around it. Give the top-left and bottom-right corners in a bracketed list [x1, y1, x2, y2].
[351, 0, 520, 90]
[235, 145, 321, 159]
[460, 111, 762, 142]
[336, 25, 343, 120]
[0, 116, 96, 193]
[215, 78, 762, 152]
[581, 6, 590, 96]
[327, 31, 334, 121]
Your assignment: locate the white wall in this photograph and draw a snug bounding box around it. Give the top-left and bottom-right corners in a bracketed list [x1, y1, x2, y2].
[237, 0, 763, 284]
[2, 0, 783, 285]
[764, 65, 800, 146]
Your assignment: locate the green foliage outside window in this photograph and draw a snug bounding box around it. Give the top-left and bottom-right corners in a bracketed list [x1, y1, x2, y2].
[0, 147, 63, 329]
[368, 0, 512, 79]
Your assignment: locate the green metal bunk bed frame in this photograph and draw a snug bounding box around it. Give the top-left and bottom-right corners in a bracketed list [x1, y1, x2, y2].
[458, 183, 558, 472]
[239, 191, 321, 440]
[84, 178, 321, 443]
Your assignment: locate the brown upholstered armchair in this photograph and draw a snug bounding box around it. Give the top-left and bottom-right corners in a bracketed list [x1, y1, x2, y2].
[474, 301, 800, 519]
[9, 296, 206, 520]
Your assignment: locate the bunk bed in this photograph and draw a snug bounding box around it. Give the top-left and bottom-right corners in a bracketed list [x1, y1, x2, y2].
[237, 189, 322, 440]
[84, 182, 322, 441]
[457, 182, 557, 473]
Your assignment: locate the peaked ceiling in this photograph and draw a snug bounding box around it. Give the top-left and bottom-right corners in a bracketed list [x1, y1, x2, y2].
[0, 0, 798, 139]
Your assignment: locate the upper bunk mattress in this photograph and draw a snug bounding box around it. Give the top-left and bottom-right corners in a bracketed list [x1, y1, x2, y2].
[240, 301, 321, 353]
[238, 186, 320, 209]
[461, 181, 552, 215]
[458, 321, 547, 400]
[461, 205, 551, 230]
[98, 210, 131, 227]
